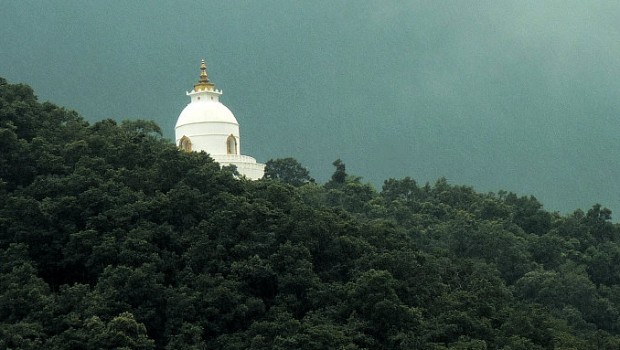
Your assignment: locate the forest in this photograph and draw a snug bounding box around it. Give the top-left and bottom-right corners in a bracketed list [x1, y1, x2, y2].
[2, 77, 620, 349]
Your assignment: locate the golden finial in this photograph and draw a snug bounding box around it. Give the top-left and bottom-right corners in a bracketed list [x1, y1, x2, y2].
[199, 59, 209, 83]
[194, 58, 215, 91]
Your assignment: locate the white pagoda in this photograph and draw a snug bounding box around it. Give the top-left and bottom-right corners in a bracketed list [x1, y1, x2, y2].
[175, 59, 265, 180]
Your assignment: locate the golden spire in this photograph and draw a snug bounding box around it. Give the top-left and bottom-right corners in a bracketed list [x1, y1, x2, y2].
[199, 59, 209, 83]
[194, 59, 215, 91]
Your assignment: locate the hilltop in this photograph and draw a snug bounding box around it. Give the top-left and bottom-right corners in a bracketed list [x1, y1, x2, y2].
[2, 77, 620, 349]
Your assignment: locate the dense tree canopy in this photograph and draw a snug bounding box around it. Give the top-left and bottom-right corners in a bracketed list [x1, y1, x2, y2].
[2, 77, 620, 349]
[263, 157, 314, 186]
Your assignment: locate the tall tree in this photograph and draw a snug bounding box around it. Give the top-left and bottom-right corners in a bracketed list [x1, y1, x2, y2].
[263, 157, 314, 186]
[329, 159, 347, 185]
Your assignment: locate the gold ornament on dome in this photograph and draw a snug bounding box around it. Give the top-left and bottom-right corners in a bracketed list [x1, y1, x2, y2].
[193, 59, 215, 91]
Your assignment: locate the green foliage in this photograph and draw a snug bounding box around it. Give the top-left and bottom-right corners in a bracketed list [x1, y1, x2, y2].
[3, 78, 620, 348]
[264, 157, 314, 186]
[328, 158, 347, 185]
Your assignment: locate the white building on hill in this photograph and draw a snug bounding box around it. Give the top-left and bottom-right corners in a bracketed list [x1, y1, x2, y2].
[175, 59, 265, 180]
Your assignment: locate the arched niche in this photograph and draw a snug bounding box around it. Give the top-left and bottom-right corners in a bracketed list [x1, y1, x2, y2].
[226, 134, 237, 155]
[179, 135, 192, 152]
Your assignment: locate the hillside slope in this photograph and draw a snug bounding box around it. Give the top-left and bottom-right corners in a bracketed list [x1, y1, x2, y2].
[2, 77, 620, 349]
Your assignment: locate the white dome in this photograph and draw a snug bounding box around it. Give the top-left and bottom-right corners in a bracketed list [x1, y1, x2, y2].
[175, 94, 241, 156]
[176, 100, 238, 128]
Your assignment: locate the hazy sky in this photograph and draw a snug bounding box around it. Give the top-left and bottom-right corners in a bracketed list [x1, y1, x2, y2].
[2, 1, 620, 215]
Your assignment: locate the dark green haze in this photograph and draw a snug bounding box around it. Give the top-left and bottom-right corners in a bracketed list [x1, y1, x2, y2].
[2, 1, 620, 215]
